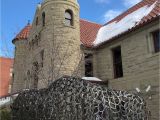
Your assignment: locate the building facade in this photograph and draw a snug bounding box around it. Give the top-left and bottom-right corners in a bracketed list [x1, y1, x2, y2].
[93, 19, 159, 120]
[11, 0, 159, 119]
[0, 57, 13, 97]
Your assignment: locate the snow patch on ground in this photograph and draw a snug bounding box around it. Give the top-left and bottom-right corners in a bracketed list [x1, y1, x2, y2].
[0, 97, 12, 107]
[0, 93, 19, 107]
[94, 2, 156, 46]
[82, 77, 102, 81]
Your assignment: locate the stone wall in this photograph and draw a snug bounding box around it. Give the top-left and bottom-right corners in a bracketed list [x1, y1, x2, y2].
[12, 76, 149, 120]
[11, 40, 27, 93]
[93, 20, 159, 120]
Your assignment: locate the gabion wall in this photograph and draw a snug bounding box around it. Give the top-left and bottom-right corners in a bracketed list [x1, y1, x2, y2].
[11, 76, 149, 120]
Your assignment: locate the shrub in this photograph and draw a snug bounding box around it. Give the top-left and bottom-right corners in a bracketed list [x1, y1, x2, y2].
[0, 109, 11, 120]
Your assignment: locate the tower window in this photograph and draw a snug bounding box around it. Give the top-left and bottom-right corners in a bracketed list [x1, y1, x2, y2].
[40, 50, 44, 67]
[112, 46, 123, 78]
[35, 35, 38, 46]
[26, 70, 30, 89]
[65, 10, 73, 26]
[152, 30, 160, 53]
[42, 12, 45, 26]
[36, 17, 38, 26]
[33, 61, 39, 88]
[85, 53, 93, 77]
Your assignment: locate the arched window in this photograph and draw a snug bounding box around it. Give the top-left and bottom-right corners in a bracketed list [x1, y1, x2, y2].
[42, 12, 45, 26]
[27, 70, 30, 77]
[36, 17, 38, 26]
[65, 10, 73, 26]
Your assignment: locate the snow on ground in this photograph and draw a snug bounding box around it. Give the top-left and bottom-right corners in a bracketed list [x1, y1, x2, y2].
[0, 97, 12, 107]
[0, 93, 19, 107]
[82, 77, 102, 81]
[94, 1, 156, 46]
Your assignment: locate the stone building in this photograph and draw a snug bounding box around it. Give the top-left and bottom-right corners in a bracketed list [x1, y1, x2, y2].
[11, 0, 159, 119]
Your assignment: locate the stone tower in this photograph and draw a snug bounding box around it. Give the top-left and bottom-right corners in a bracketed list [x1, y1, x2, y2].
[17, 0, 82, 89]
[41, 0, 81, 82]
[11, 24, 31, 92]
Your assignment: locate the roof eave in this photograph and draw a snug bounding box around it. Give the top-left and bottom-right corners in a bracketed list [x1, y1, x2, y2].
[12, 38, 27, 44]
[12, 38, 18, 44]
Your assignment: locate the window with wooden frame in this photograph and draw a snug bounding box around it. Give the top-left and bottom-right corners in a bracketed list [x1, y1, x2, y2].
[65, 10, 73, 26]
[112, 46, 123, 78]
[152, 30, 160, 53]
[85, 53, 93, 77]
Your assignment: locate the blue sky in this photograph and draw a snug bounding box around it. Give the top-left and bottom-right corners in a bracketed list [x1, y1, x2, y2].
[0, 0, 141, 58]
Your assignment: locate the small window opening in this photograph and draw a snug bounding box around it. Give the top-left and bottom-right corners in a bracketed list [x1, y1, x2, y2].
[33, 74, 38, 88]
[65, 10, 73, 26]
[42, 12, 45, 26]
[35, 35, 38, 46]
[112, 46, 123, 78]
[152, 30, 160, 53]
[12, 73, 14, 83]
[85, 53, 93, 77]
[36, 17, 38, 26]
[33, 61, 39, 88]
[40, 50, 44, 67]
[27, 70, 30, 77]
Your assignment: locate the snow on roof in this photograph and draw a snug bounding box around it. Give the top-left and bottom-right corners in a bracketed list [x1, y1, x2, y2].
[94, 1, 157, 46]
[82, 77, 102, 81]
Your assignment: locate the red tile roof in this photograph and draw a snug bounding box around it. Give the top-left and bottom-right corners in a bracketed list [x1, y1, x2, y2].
[12, 23, 32, 43]
[0, 57, 14, 97]
[80, 19, 102, 47]
[13, 19, 102, 47]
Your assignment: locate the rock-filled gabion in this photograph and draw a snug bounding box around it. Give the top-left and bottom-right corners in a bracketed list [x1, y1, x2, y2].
[12, 76, 149, 120]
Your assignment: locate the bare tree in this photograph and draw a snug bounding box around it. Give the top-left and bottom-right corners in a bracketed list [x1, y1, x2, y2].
[24, 28, 84, 89]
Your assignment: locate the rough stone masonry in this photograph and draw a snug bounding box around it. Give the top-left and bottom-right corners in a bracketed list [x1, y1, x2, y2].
[11, 76, 149, 120]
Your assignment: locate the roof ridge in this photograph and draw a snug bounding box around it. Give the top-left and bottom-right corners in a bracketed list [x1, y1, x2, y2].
[80, 19, 102, 26]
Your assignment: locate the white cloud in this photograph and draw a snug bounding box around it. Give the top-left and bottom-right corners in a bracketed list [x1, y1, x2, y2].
[123, 0, 142, 7]
[95, 0, 109, 4]
[103, 10, 122, 23]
